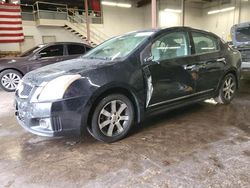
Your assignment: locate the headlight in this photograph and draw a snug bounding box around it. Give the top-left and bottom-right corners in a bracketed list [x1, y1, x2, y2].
[37, 74, 81, 102]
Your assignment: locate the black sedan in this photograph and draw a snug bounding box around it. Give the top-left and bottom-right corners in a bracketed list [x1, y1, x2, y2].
[15, 27, 241, 142]
[0, 42, 91, 92]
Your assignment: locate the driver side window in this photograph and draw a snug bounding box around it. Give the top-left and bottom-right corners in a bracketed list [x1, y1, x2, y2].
[151, 31, 190, 61]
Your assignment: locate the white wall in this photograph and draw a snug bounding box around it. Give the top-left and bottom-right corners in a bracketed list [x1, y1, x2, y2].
[1, 1, 250, 53]
[200, 10, 238, 40]
[93, 5, 150, 37]
[200, 1, 250, 41]
[157, 0, 203, 29]
[184, 6, 203, 29]
[23, 21, 81, 44]
[0, 5, 151, 53]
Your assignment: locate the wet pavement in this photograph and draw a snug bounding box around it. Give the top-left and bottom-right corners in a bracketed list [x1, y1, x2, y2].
[0, 80, 250, 188]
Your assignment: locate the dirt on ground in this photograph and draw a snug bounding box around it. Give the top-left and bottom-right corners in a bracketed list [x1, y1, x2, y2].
[0, 79, 250, 188]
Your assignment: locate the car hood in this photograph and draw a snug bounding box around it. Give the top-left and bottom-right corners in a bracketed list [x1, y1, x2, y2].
[0, 56, 28, 66]
[23, 57, 114, 86]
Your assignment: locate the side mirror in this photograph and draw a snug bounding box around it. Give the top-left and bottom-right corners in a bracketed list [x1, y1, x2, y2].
[35, 53, 41, 59]
[30, 54, 41, 60]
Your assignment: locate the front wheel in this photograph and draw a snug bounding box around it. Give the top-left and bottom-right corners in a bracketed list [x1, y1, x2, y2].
[0, 70, 22, 92]
[91, 94, 134, 143]
[214, 73, 237, 104]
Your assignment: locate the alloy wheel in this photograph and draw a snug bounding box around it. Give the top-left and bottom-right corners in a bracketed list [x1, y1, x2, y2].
[1, 73, 21, 91]
[222, 76, 236, 101]
[98, 100, 130, 137]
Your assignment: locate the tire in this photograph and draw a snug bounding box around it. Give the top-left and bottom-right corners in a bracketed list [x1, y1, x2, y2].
[0, 69, 22, 92]
[214, 73, 237, 104]
[91, 94, 134, 143]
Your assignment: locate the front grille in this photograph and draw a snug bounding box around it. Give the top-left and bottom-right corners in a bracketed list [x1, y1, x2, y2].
[18, 82, 33, 99]
[52, 116, 62, 131]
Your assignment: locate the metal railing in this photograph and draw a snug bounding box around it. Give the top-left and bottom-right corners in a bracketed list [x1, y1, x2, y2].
[19, 1, 108, 44]
[56, 7, 103, 24]
[20, 4, 35, 21]
[64, 8, 109, 43]
[33, 1, 68, 20]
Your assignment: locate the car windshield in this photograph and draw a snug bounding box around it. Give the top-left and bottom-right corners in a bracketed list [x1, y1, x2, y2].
[83, 31, 155, 60]
[20, 44, 45, 57]
[236, 27, 250, 42]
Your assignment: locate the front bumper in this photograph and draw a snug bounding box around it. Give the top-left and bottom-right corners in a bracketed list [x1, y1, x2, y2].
[15, 96, 88, 137]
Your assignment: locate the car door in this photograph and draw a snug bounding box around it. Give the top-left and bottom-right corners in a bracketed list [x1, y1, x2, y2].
[142, 30, 198, 108]
[65, 44, 86, 60]
[27, 44, 65, 72]
[190, 31, 226, 93]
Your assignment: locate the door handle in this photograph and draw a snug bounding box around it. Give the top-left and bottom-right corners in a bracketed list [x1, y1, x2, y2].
[183, 64, 196, 71]
[216, 58, 226, 64]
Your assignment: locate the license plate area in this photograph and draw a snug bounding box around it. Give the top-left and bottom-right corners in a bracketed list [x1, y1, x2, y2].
[15, 101, 26, 122]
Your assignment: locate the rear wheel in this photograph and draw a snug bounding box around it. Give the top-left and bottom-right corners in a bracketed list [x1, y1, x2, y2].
[90, 94, 134, 143]
[0, 70, 22, 92]
[215, 73, 237, 104]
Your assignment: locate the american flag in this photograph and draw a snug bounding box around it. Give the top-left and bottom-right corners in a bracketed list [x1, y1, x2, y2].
[0, 3, 24, 43]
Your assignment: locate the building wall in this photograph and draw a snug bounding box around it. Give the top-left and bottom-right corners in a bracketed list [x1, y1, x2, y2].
[0, 5, 150, 53]
[157, 0, 203, 29]
[0, 21, 83, 53]
[184, 5, 203, 30]
[93, 5, 150, 37]
[200, 1, 250, 41]
[1, 1, 250, 54]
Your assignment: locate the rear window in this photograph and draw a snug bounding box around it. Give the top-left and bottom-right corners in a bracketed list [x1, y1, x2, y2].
[68, 44, 86, 55]
[236, 27, 250, 42]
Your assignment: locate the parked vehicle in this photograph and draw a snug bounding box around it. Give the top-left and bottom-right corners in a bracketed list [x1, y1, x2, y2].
[0, 42, 92, 92]
[15, 27, 241, 142]
[231, 22, 250, 72]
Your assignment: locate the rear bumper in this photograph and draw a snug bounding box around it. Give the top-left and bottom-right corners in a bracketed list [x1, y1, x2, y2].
[242, 61, 250, 71]
[240, 62, 250, 79]
[15, 96, 89, 137]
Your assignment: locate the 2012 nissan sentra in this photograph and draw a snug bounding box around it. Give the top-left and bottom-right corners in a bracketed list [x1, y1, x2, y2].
[15, 27, 241, 143]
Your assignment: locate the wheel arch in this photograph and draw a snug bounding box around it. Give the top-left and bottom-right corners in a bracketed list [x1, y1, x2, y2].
[86, 86, 143, 130]
[215, 68, 239, 96]
[0, 68, 24, 77]
[225, 68, 239, 89]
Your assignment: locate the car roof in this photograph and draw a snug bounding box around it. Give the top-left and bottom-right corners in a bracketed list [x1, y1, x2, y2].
[129, 26, 218, 38]
[42, 42, 91, 47]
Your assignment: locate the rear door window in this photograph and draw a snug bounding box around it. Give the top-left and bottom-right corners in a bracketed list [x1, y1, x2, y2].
[192, 32, 220, 54]
[68, 44, 86, 55]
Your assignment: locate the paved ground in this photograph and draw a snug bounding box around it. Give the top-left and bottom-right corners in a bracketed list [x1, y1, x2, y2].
[0, 79, 250, 188]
